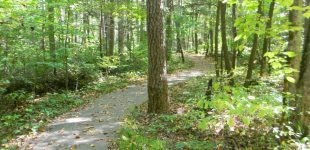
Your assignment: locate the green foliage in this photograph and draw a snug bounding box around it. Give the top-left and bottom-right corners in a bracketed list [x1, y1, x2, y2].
[0, 75, 131, 147]
[119, 128, 166, 150]
[3, 90, 31, 107]
[119, 74, 307, 149]
[168, 54, 194, 73]
[175, 140, 216, 150]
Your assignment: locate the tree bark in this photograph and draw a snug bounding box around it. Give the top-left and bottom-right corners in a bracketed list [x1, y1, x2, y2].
[297, 0, 310, 135]
[260, 0, 275, 77]
[231, 3, 237, 69]
[214, 0, 220, 77]
[107, 0, 115, 56]
[118, 0, 125, 60]
[220, 2, 231, 75]
[283, 0, 303, 103]
[194, 11, 198, 54]
[147, 0, 169, 113]
[209, 28, 214, 56]
[47, 0, 56, 75]
[99, 3, 104, 58]
[245, 0, 263, 86]
[165, 0, 173, 61]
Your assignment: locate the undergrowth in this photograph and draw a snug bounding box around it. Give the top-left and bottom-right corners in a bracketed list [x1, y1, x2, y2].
[118, 74, 309, 149]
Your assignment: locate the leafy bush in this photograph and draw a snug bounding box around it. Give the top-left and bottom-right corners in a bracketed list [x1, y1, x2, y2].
[118, 75, 308, 149]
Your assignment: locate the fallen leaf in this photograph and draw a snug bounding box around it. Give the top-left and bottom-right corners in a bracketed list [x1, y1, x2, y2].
[70, 145, 76, 150]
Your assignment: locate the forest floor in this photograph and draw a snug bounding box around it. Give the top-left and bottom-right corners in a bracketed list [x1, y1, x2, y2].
[17, 54, 214, 150]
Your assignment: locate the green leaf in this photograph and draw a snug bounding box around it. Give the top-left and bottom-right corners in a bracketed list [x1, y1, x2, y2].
[286, 76, 295, 83]
[264, 52, 276, 58]
[198, 118, 208, 130]
[122, 135, 129, 141]
[284, 51, 296, 58]
[303, 11, 310, 18]
[213, 83, 220, 91]
[242, 117, 251, 126]
[271, 62, 282, 69]
[197, 100, 204, 108]
[234, 34, 243, 42]
[227, 116, 235, 127]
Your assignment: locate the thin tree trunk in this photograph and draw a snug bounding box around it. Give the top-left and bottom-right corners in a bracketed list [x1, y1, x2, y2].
[47, 0, 56, 75]
[99, 3, 104, 58]
[165, 0, 173, 61]
[209, 28, 214, 56]
[214, 0, 220, 77]
[118, 0, 125, 61]
[195, 12, 198, 54]
[64, 6, 70, 93]
[220, 2, 232, 75]
[107, 0, 115, 56]
[260, 0, 275, 76]
[245, 0, 263, 86]
[231, 3, 237, 69]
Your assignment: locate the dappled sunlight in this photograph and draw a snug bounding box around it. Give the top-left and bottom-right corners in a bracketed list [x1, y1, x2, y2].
[66, 117, 92, 123]
[48, 117, 92, 127]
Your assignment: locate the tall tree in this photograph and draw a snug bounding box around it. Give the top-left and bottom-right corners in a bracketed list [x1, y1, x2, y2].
[283, 0, 303, 102]
[165, 0, 174, 61]
[194, 10, 199, 54]
[220, 1, 231, 75]
[297, 0, 310, 135]
[118, 0, 125, 60]
[245, 0, 263, 85]
[147, 0, 169, 113]
[107, 0, 115, 56]
[214, 0, 220, 77]
[260, 0, 275, 76]
[99, 1, 105, 58]
[47, 0, 56, 75]
[283, 0, 303, 121]
[231, 3, 237, 69]
[175, 0, 185, 63]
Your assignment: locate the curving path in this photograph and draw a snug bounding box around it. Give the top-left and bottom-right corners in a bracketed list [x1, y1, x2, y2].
[20, 54, 213, 150]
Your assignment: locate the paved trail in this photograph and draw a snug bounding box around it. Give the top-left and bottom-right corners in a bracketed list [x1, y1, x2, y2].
[21, 55, 213, 150]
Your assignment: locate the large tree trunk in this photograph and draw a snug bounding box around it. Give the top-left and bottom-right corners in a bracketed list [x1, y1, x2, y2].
[165, 0, 173, 61]
[297, 0, 310, 135]
[283, 0, 303, 105]
[214, 0, 220, 77]
[260, 0, 275, 77]
[47, 0, 56, 75]
[245, 0, 263, 86]
[147, 0, 169, 113]
[220, 2, 231, 75]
